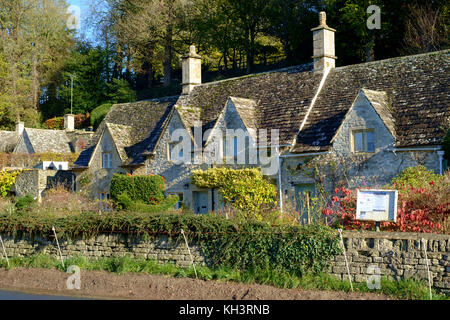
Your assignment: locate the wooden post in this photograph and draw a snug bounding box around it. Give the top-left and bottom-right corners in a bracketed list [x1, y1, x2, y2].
[422, 238, 433, 300]
[181, 229, 198, 279]
[338, 229, 353, 292]
[52, 226, 65, 269]
[0, 235, 9, 268]
[306, 192, 311, 225]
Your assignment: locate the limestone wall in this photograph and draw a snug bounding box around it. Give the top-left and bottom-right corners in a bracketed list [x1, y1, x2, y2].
[0, 230, 448, 293]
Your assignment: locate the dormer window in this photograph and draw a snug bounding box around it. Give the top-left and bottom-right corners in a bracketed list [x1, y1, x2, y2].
[352, 129, 375, 153]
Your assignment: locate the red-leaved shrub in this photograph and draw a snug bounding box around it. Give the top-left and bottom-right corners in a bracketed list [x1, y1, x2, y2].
[323, 177, 450, 234]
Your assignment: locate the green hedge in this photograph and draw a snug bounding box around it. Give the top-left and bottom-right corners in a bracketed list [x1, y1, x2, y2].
[117, 193, 179, 213]
[110, 174, 165, 205]
[0, 212, 340, 276]
[90, 103, 112, 129]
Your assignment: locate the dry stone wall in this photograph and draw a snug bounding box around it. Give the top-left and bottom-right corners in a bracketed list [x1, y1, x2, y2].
[1, 230, 448, 293]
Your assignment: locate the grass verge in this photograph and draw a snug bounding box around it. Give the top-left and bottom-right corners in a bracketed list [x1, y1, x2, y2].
[0, 254, 448, 300]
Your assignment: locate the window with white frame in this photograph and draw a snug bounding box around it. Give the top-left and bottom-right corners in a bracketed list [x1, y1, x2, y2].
[169, 192, 184, 209]
[102, 152, 112, 168]
[352, 129, 375, 153]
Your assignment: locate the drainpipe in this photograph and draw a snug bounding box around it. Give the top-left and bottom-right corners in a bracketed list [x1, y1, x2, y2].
[277, 147, 283, 213]
[437, 151, 445, 175]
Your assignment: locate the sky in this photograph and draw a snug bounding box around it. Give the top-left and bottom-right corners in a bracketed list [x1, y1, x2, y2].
[66, 0, 94, 41]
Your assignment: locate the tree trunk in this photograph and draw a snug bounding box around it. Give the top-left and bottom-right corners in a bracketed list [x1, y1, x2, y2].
[163, 25, 173, 88]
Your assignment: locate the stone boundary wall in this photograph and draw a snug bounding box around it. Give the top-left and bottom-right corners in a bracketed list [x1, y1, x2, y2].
[1, 230, 448, 293]
[328, 231, 449, 294]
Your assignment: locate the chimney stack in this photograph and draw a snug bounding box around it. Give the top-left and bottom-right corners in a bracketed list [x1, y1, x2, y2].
[16, 121, 24, 135]
[181, 45, 202, 95]
[64, 114, 75, 131]
[311, 11, 336, 72]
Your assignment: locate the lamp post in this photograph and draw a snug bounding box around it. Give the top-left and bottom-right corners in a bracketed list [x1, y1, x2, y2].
[69, 74, 76, 114]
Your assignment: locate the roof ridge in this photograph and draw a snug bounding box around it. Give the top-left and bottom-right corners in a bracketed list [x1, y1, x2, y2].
[334, 49, 450, 71]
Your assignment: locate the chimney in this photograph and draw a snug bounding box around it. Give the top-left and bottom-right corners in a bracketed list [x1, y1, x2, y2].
[181, 45, 202, 95]
[16, 121, 24, 135]
[311, 11, 336, 72]
[64, 114, 75, 131]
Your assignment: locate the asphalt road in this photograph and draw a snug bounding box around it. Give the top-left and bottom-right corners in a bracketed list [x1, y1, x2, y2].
[0, 290, 88, 300]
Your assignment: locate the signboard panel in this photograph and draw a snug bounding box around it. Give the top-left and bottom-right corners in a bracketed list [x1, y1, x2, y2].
[356, 190, 398, 222]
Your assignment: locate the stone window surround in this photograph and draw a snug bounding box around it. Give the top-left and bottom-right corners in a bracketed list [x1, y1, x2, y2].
[351, 128, 376, 153]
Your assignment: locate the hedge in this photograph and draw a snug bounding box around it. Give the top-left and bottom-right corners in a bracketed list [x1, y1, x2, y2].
[110, 174, 165, 205]
[0, 211, 341, 276]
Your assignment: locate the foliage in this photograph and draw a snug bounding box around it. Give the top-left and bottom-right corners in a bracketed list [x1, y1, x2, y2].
[110, 174, 165, 205]
[44, 117, 64, 129]
[0, 170, 22, 197]
[90, 103, 112, 129]
[116, 192, 179, 213]
[322, 169, 450, 234]
[15, 195, 36, 211]
[0, 210, 340, 276]
[191, 167, 277, 220]
[391, 165, 443, 189]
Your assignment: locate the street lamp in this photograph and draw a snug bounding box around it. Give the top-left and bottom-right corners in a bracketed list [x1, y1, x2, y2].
[69, 73, 76, 114]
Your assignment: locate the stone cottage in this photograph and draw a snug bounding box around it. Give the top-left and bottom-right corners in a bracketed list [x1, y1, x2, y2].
[1, 114, 94, 155]
[73, 12, 449, 214]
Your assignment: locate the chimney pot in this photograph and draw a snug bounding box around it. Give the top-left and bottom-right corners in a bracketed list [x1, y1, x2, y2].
[182, 45, 202, 95]
[311, 11, 337, 72]
[64, 114, 75, 131]
[16, 121, 24, 135]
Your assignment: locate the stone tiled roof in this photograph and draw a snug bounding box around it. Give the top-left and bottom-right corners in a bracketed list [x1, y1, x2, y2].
[74, 97, 177, 167]
[75, 50, 449, 167]
[20, 128, 72, 153]
[105, 123, 134, 162]
[292, 50, 449, 152]
[362, 89, 396, 139]
[180, 63, 320, 145]
[0, 131, 18, 153]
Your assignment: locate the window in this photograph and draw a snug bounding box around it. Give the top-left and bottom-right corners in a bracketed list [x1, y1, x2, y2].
[99, 193, 110, 211]
[222, 136, 238, 159]
[102, 153, 112, 168]
[352, 130, 375, 153]
[168, 142, 183, 162]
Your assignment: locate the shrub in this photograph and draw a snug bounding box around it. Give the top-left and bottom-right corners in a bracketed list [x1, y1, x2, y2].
[44, 116, 64, 129]
[0, 211, 340, 276]
[90, 103, 112, 129]
[116, 192, 179, 213]
[0, 169, 22, 197]
[322, 169, 450, 234]
[391, 165, 442, 189]
[110, 174, 165, 205]
[15, 195, 36, 211]
[191, 167, 277, 220]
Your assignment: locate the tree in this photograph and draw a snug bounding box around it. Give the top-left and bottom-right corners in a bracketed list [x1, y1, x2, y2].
[403, 2, 450, 54]
[0, 0, 74, 128]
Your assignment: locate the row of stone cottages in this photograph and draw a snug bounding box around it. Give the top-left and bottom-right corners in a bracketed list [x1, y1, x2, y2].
[1, 12, 448, 213]
[71, 13, 449, 214]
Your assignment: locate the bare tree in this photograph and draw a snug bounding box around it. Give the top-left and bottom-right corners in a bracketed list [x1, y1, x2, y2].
[403, 3, 449, 54]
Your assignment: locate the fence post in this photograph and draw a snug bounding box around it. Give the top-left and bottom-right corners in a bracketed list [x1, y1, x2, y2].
[181, 229, 198, 279]
[52, 226, 65, 269]
[0, 235, 10, 268]
[338, 229, 353, 292]
[421, 238, 433, 300]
